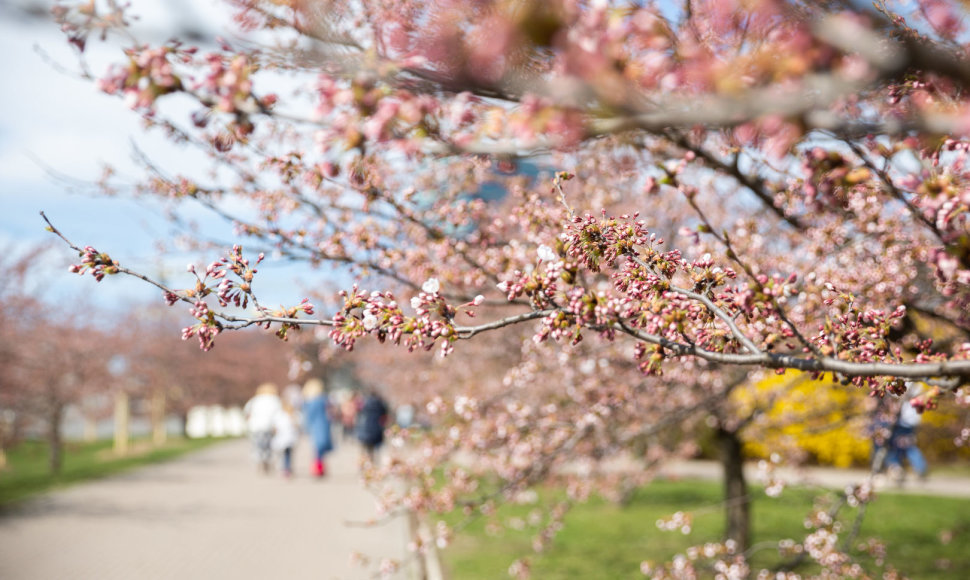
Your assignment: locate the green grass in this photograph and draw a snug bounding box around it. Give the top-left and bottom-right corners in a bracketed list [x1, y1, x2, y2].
[926, 463, 970, 477]
[0, 436, 225, 507]
[440, 479, 970, 579]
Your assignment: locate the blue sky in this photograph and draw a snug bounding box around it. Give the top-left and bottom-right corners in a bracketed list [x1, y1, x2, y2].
[0, 0, 331, 310]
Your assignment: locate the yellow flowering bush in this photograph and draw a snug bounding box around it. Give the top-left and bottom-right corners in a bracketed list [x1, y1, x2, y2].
[734, 371, 872, 468]
[919, 401, 970, 462]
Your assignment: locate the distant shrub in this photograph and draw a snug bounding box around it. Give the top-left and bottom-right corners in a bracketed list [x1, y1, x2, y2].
[735, 371, 873, 468]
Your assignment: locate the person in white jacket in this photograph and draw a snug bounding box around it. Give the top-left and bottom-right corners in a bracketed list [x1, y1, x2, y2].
[243, 383, 282, 473]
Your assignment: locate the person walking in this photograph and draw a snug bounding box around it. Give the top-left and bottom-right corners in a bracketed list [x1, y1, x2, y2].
[340, 391, 361, 442]
[302, 378, 334, 477]
[272, 402, 300, 478]
[243, 383, 282, 474]
[356, 389, 389, 464]
[886, 384, 929, 483]
[281, 383, 304, 421]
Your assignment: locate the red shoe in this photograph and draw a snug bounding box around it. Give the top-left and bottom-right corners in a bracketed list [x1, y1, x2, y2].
[312, 459, 324, 477]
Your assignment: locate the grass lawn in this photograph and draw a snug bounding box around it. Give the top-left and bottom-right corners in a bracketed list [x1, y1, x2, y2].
[440, 479, 970, 579]
[0, 436, 224, 507]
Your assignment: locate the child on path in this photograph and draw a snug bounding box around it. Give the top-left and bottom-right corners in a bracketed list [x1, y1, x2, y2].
[272, 402, 300, 478]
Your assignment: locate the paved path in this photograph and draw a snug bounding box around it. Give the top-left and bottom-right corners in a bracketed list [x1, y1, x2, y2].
[659, 459, 970, 498]
[556, 454, 970, 497]
[0, 438, 410, 580]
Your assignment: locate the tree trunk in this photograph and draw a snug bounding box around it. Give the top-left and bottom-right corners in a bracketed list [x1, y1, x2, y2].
[0, 413, 21, 469]
[717, 427, 750, 553]
[114, 391, 129, 456]
[48, 404, 65, 475]
[0, 415, 8, 470]
[179, 410, 190, 438]
[151, 390, 167, 446]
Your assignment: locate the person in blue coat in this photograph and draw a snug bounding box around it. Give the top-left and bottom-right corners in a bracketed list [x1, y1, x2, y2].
[356, 388, 389, 464]
[302, 378, 333, 477]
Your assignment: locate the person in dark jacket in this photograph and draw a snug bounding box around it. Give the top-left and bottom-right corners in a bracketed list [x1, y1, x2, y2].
[355, 389, 389, 464]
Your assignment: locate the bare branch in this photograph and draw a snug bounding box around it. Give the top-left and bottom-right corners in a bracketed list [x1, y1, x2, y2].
[665, 132, 804, 231]
[454, 309, 553, 339]
[614, 319, 970, 380]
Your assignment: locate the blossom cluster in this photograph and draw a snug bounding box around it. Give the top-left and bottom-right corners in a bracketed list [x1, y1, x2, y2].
[97, 44, 187, 111]
[180, 300, 220, 352]
[214, 246, 265, 309]
[67, 245, 119, 282]
[162, 246, 313, 349]
[640, 540, 746, 580]
[655, 510, 693, 535]
[328, 279, 476, 356]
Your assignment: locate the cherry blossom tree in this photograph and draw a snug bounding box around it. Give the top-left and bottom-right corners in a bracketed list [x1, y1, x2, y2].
[0, 245, 291, 472]
[121, 305, 293, 431]
[44, 0, 970, 576]
[4, 300, 113, 473]
[0, 247, 48, 466]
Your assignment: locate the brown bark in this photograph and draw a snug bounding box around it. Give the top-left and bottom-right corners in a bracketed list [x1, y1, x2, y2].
[47, 403, 65, 475]
[717, 426, 750, 553]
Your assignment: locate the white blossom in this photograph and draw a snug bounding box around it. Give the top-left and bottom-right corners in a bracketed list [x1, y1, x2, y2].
[422, 277, 440, 293]
[537, 244, 557, 262]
